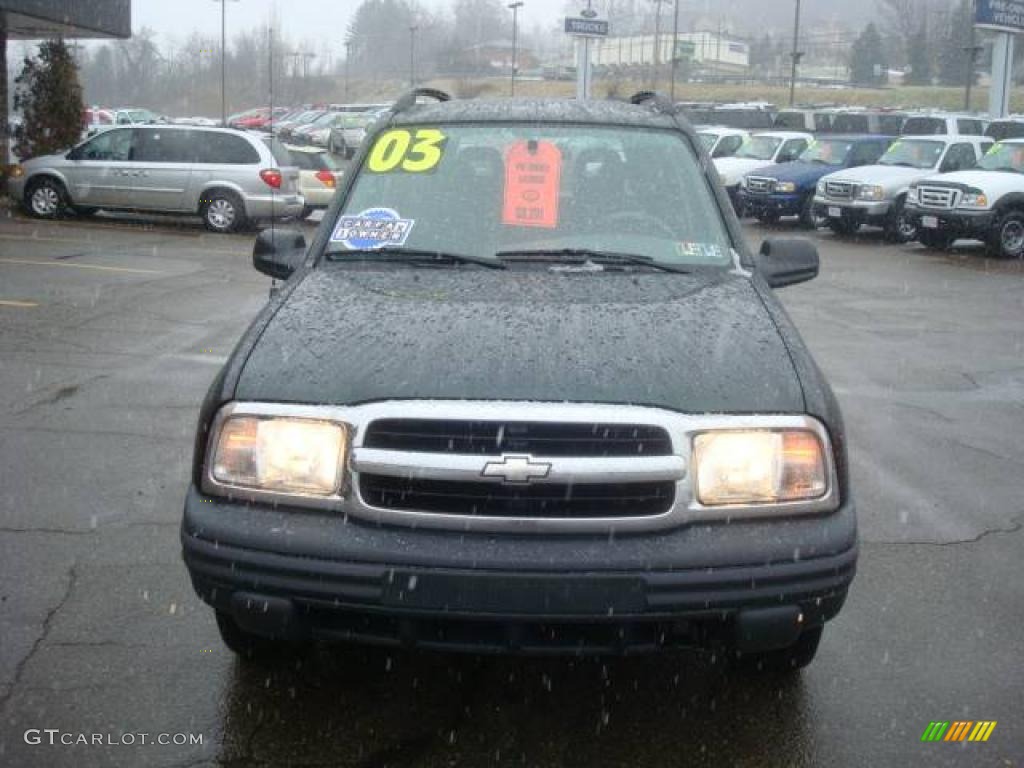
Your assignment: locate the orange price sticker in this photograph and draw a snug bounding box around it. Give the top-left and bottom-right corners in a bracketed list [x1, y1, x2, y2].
[502, 140, 562, 229]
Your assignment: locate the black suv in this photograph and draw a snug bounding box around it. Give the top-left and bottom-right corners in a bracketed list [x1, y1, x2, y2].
[182, 91, 857, 671]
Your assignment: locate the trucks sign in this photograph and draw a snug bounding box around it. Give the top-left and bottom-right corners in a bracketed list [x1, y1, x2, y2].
[976, 0, 1024, 33]
[564, 17, 609, 37]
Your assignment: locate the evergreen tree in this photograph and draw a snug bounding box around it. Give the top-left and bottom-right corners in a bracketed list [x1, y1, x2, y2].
[850, 23, 887, 85]
[905, 24, 932, 85]
[13, 40, 84, 161]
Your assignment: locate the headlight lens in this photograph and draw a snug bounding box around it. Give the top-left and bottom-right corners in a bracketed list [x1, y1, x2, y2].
[211, 415, 347, 495]
[907, 187, 919, 203]
[776, 181, 796, 193]
[858, 184, 885, 201]
[959, 188, 988, 209]
[693, 430, 828, 506]
[816, 181, 826, 196]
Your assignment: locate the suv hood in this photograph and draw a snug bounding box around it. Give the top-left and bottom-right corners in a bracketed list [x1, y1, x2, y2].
[235, 268, 806, 413]
[749, 161, 843, 186]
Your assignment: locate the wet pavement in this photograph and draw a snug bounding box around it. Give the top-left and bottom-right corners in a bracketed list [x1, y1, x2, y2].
[0, 209, 1021, 767]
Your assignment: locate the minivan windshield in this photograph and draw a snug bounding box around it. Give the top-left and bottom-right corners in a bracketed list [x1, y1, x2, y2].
[800, 139, 852, 165]
[735, 135, 782, 160]
[977, 142, 1024, 173]
[328, 124, 733, 267]
[878, 139, 945, 169]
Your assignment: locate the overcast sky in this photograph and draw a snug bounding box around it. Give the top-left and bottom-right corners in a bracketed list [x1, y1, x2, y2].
[134, 0, 567, 52]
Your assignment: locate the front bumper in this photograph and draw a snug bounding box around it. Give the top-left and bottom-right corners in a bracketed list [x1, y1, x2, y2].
[738, 190, 805, 218]
[182, 486, 857, 654]
[904, 204, 996, 239]
[813, 196, 891, 224]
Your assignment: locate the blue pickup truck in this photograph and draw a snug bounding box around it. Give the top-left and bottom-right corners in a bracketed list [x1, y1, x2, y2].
[739, 135, 894, 228]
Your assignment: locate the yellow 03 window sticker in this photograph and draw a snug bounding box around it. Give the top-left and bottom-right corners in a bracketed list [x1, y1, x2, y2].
[367, 129, 447, 173]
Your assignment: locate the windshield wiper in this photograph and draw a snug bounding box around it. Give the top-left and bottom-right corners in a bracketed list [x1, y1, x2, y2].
[495, 248, 693, 274]
[883, 161, 919, 168]
[326, 247, 506, 270]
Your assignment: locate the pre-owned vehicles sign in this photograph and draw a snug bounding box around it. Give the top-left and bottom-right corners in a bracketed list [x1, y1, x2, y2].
[976, 0, 1024, 33]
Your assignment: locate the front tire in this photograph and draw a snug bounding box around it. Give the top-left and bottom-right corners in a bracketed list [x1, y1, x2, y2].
[884, 198, 916, 243]
[828, 217, 861, 236]
[201, 190, 246, 234]
[988, 210, 1024, 259]
[732, 626, 823, 674]
[917, 229, 954, 251]
[24, 177, 68, 219]
[799, 195, 825, 230]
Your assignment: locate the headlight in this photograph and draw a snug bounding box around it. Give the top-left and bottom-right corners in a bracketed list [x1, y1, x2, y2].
[775, 181, 797, 193]
[210, 414, 348, 496]
[907, 187, 919, 203]
[959, 188, 989, 209]
[816, 181, 826, 196]
[740, 176, 749, 189]
[693, 430, 828, 506]
[858, 185, 885, 201]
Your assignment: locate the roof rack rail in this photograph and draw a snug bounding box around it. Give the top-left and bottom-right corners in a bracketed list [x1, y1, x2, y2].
[390, 87, 452, 114]
[627, 91, 679, 114]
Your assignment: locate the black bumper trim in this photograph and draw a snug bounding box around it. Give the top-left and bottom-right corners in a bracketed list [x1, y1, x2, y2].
[182, 528, 856, 620]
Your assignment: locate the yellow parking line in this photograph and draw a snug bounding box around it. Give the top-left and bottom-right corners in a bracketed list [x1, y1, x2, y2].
[0, 299, 39, 308]
[0, 257, 161, 275]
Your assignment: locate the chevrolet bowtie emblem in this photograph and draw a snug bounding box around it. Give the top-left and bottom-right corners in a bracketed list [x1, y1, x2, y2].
[481, 455, 552, 484]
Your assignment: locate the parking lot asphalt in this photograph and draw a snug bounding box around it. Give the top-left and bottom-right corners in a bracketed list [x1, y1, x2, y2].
[0, 209, 1021, 768]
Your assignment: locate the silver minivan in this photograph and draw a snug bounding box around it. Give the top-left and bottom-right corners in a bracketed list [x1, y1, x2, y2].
[7, 126, 303, 233]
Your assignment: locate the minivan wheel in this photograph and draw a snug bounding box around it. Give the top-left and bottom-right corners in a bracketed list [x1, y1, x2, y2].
[989, 211, 1024, 259]
[201, 191, 246, 233]
[731, 626, 823, 674]
[25, 177, 67, 219]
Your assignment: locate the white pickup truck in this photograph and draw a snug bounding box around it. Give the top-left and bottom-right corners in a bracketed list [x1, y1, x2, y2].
[813, 136, 991, 241]
[905, 139, 1024, 258]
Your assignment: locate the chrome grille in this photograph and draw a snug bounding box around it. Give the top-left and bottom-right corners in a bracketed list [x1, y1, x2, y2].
[917, 186, 958, 210]
[745, 176, 775, 194]
[824, 180, 856, 200]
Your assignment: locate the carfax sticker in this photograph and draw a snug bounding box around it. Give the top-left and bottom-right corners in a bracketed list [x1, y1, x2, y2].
[331, 208, 415, 250]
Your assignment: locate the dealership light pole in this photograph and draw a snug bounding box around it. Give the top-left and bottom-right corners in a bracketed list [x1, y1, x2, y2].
[651, 0, 668, 89]
[409, 25, 418, 86]
[669, 0, 680, 100]
[344, 41, 352, 101]
[788, 0, 803, 106]
[212, 0, 240, 126]
[508, 2, 524, 96]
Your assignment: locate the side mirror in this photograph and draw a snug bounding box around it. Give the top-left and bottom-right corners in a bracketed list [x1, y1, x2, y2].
[756, 238, 819, 288]
[253, 228, 307, 280]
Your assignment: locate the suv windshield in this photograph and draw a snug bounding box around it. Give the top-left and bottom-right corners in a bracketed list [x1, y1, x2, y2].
[800, 139, 852, 165]
[978, 142, 1024, 172]
[328, 123, 732, 267]
[735, 135, 782, 160]
[878, 139, 944, 169]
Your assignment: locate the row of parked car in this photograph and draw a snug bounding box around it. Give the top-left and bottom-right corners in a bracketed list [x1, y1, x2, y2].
[705, 124, 1024, 258]
[680, 102, 1024, 140]
[228, 104, 388, 158]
